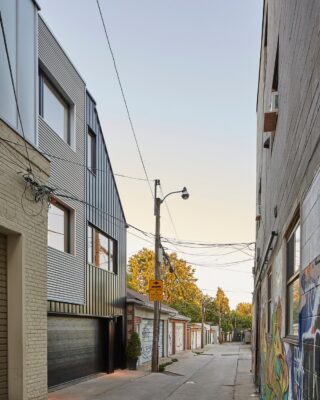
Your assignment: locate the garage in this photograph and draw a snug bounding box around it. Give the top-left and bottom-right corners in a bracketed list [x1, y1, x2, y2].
[48, 315, 107, 387]
[175, 322, 184, 352]
[0, 235, 7, 398]
[139, 319, 164, 364]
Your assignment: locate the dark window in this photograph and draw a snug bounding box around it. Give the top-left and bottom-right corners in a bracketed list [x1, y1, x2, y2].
[286, 222, 300, 337]
[87, 225, 117, 273]
[272, 41, 279, 92]
[267, 269, 272, 333]
[87, 128, 96, 173]
[39, 72, 70, 144]
[48, 202, 70, 253]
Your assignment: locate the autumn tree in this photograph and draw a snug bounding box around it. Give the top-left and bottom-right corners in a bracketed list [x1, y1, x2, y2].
[128, 248, 203, 322]
[236, 302, 252, 316]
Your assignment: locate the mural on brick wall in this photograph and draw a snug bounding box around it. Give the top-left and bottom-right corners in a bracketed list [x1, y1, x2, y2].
[259, 171, 320, 400]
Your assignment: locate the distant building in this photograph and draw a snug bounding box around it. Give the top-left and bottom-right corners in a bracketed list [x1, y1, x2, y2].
[253, 1, 320, 399]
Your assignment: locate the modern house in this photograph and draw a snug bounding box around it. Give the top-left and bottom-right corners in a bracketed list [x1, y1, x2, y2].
[253, 1, 320, 399]
[37, 16, 127, 388]
[0, 1, 50, 399]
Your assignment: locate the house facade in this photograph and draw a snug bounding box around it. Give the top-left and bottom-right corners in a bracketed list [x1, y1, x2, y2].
[0, 1, 51, 399]
[37, 16, 127, 388]
[253, 1, 320, 399]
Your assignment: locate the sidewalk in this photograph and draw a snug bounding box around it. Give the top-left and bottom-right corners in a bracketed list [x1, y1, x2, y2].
[48, 343, 258, 400]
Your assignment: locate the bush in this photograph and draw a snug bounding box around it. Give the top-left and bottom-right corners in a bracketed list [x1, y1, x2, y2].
[126, 332, 141, 360]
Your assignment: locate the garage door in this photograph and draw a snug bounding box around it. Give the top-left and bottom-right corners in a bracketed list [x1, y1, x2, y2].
[175, 322, 184, 352]
[139, 319, 164, 364]
[168, 322, 173, 356]
[48, 316, 107, 387]
[0, 235, 7, 399]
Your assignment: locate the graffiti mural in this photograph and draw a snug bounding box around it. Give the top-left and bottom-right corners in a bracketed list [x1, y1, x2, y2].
[260, 303, 289, 400]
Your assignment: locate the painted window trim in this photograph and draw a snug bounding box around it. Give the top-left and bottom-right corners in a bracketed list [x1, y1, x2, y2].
[87, 223, 118, 274]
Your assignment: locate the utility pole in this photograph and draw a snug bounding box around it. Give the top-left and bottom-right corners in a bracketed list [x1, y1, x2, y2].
[151, 181, 189, 372]
[151, 179, 161, 372]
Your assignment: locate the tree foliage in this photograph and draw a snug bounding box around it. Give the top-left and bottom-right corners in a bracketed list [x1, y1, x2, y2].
[236, 302, 252, 316]
[128, 248, 202, 321]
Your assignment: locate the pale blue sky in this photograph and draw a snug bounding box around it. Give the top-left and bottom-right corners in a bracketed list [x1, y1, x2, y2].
[38, 0, 263, 308]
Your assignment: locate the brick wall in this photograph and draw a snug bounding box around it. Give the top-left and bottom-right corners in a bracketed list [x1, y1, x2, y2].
[0, 119, 50, 399]
[0, 235, 7, 399]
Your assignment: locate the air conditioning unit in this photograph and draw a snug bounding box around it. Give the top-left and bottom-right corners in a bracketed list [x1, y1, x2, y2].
[270, 91, 279, 111]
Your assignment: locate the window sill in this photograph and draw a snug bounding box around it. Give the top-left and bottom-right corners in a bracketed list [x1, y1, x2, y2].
[48, 245, 75, 257]
[283, 336, 299, 346]
[39, 115, 76, 153]
[87, 262, 117, 275]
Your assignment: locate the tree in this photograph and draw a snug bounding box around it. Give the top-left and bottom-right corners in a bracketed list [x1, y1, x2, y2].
[236, 302, 252, 316]
[128, 248, 203, 321]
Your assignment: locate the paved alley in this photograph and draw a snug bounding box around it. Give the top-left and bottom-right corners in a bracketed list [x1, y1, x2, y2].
[49, 343, 259, 400]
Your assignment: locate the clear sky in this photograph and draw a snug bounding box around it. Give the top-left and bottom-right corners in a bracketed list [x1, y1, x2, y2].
[38, 0, 263, 308]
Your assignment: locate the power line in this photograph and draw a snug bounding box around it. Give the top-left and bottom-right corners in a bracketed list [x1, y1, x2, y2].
[0, 12, 32, 173]
[0, 137, 152, 182]
[96, 0, 154, 199]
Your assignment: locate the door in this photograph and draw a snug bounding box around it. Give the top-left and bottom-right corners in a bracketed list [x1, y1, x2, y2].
[175, 323, 184, 352]
[168, 322, 173, 356]
[139, 319, 164, 364]
[254, 288, 261, 386]
[48, 316, 107, 387]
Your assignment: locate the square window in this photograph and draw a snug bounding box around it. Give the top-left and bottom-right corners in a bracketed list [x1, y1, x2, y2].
[87, 225, 117, 273]
[39, 72, 70, 144]
[48, 202, 70, 253]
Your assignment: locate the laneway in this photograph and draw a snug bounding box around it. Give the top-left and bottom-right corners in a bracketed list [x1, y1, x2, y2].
[49, 343, 258, 400]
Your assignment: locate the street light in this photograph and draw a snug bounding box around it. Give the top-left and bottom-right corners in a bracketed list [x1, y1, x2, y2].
[151, 179, 189, 372]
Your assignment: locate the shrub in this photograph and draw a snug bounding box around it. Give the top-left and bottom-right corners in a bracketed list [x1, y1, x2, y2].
[126, 332, 141, 360]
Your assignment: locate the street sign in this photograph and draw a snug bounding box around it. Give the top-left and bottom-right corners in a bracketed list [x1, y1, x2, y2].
[149, 279, 163, 302]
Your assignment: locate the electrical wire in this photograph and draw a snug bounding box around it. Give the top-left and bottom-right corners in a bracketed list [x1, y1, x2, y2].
[159, 184, 180, 240]
[96, 0, 154, 199]
[0, 137, 152, 182]
[0, 12, 32, 173]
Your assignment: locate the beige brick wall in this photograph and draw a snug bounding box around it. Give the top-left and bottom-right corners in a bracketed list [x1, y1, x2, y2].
[0, 235, 7, 399]
[0, 119, 50, 400]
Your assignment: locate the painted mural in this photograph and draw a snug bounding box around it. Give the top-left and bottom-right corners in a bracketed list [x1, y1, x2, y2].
[260, 255, 320, 400]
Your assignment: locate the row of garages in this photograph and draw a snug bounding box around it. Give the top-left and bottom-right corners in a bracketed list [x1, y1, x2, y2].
[127, 289, 219, 365]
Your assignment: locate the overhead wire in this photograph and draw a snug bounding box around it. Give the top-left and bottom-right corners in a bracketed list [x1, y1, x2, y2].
[96, 0, 154, 199]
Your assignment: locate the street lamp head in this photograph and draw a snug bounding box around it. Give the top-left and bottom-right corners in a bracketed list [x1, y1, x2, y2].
[181, 187, 189, 200]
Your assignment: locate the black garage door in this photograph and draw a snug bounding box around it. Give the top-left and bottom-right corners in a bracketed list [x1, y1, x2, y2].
[48, 316, 107, 387]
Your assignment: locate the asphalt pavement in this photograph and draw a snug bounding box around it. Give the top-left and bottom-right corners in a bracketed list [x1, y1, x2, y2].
[49, 343, 259, 400]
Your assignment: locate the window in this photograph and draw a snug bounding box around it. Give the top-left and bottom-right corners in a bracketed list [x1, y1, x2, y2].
[286, 222, 300, 337]
[87, 225, 117, 273]
[267, 269, 272, 333]
[48, 202, 70, 253]
[39, 72, 70, 143]
[87, 129, 96, 173]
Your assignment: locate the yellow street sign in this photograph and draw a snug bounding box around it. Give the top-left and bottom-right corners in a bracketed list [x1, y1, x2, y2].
[149, 279, 163, 302]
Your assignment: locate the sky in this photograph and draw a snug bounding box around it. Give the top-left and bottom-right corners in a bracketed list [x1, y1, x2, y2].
[38, 0, 263, 308]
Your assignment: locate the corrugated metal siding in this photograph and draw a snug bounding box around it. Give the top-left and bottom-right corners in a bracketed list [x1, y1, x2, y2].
[0, 235, 7, 399]
[38, 17, 86, 304]
[47, 93, 126, 318]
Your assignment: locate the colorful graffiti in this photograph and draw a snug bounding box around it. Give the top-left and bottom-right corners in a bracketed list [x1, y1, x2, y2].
[260, 303, 289, 399]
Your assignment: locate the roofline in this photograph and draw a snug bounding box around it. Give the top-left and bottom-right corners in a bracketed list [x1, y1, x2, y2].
[32, 0, 41, 10]
[126, 298, 173, 314]
[256, 0, 266, 112]
[38, 15, 86, 84]
[86, 90, 127, 224]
